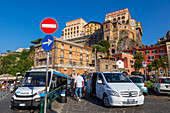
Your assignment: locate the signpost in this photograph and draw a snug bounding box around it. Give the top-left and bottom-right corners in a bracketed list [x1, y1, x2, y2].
[40, 18, 58, 34]
[142, 62, 147, 81]
[40, 18, 57, 113]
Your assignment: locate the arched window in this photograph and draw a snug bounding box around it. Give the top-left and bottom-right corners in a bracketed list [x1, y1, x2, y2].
[112, 49, 115, 55]
[107, 50, 110, 55]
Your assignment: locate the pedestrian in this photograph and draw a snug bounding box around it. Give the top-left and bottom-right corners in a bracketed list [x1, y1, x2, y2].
[81, 72, 87, 98]
[71, 73, 76, 97]
[73, 73, 84, 101]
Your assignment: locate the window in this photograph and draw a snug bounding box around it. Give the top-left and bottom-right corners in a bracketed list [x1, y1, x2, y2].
[60, 51, 64, 58]
[70, 46, 72, 51]
[113, 65, 116, 69]
[132, 51, 136, 54]
[41, 52, 43, 56]
[86, 63, 89, 67]
[130, 27, 134, 30]
[118, 17, 120, 20]
[41, 61, 42, 66]
[98, 73, 104, 83]
[152, 50, 157, 53]
[106, 65, 108, 69]
[124, 26, 127, 29]
[140, 51, 142, 54]
[130, 21, 135, 26]
[145, 51, 149, 54]
[106, 24, 108, 28]
[73, 62, 76, 66]
[149, 56, 154, 61]
[61, 44, 64, 49]
[80, 48, 82, 53]
[80, 62, 82, 66]
[107, 36, 109, 41]
[69, 60, 72, 65]
[86, 55, 89, 61]
[159, 49, 163, 53]
[60, 60, 64, 64]
[159, 55, 164, 59]
[69, 52, 72, 58]
[117, 56, 120, 60]
[87, 50, 88, 54]
[36, 61, 38, 66]
[122, 16, 125, 19]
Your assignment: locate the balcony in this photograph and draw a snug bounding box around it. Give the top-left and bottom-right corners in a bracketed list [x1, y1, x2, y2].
[60, 55, 64, 58]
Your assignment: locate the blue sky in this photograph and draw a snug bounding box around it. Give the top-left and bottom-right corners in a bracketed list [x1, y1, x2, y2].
[0, 0, 170, 54]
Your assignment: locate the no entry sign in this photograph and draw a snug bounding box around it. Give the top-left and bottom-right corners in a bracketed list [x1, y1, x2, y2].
[40, 18, 58, 34]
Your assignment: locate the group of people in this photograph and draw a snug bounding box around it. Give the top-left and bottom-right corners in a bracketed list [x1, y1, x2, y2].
[71, 72, 88, 101]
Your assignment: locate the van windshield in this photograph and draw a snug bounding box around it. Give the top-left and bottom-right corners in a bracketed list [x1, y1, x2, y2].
[103, 73, 131, 83]
[20, 72, 51, 87]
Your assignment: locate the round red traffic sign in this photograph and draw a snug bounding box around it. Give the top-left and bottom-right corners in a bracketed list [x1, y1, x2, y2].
[40, 18, 58, 34]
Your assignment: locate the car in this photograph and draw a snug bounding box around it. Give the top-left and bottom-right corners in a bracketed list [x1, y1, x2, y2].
[86, 72, 144, 107]
[151, 77, 170, 95]
[129, 76, 148, 95]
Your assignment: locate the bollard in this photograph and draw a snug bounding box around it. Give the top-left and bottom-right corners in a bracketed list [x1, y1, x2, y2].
[60, 86, 67, 103]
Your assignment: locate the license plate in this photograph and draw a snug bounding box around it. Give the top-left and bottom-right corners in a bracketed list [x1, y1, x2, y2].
[19, 104, 26, 106]
[127, 99, 135, 102]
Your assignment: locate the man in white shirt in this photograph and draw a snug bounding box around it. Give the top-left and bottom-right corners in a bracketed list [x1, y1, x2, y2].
[73, 73, 84, 101]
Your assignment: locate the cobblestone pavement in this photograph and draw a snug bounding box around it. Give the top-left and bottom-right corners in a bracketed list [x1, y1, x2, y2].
[61, 94, 170, 113]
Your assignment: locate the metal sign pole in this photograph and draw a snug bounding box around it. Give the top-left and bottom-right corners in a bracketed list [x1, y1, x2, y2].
[44, 51, 49, 113]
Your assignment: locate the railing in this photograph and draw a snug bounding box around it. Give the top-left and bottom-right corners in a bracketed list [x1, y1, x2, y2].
[39, 84, 69, 113]
[0, 87, 10, 98]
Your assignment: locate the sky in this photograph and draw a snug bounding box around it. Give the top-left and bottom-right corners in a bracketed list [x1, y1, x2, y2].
[0, 0, 170, 54]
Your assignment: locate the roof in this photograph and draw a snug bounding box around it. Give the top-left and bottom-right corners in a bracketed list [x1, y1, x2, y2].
[84, 21, 101, 27]
[53, 71, 71, 79]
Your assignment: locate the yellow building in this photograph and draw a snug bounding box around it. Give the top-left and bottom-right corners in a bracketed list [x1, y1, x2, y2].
[34, 36, 94, 75]
[84, 21, 101, 35]
[103, 8, 143, 54]
[62, 18, 87, 40]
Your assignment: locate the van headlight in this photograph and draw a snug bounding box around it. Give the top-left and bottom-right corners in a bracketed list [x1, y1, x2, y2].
[110, 91, 120, 97]
[139, 90, 143, 96]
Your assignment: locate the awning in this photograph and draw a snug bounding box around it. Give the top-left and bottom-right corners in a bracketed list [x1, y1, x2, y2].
[53, 71, 71, 79]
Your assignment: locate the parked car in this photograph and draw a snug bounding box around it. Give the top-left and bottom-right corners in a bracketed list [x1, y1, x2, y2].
[87, 72, 144, 107]
[129, 76, 148, 95]
[151, 77, 170, 95]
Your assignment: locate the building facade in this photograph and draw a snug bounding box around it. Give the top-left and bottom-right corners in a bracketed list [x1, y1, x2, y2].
[123, 44, 168, 74]
[61, 18, 87, 40]
[166, 42, 170, 69]
[103, 8, 143, 55]
[34, 37, 94, 75]
[112, 52, 135, 74]
[96, 57, 118, 72]
[84, 21, 101, 35]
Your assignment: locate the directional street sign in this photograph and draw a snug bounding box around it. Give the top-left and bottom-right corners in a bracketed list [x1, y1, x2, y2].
[142, 62, 147, 67]
[40, 18, 58, 34]
[41, 35, 54, 51]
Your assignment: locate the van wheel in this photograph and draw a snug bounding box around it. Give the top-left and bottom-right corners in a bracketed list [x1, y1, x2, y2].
[103, 95, 110, 107]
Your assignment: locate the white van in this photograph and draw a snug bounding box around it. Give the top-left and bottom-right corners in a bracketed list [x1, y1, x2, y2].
[87, 72, 144, 107]
[11, 69, 70, 108]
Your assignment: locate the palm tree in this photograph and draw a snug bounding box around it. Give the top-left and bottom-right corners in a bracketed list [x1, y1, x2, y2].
[147, 64, 152, 75]
[152, 59, 161, 77]
[161, 56, 169, 77]
[134, 52, 144, 72]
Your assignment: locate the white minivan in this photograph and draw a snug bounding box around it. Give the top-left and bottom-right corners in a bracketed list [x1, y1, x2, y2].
[11, 69, 70, 108]
[87, 72, 144, 107]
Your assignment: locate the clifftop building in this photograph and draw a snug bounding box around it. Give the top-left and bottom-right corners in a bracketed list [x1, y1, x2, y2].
[103, 8, 143, 55]
[61, 18, 87, 40]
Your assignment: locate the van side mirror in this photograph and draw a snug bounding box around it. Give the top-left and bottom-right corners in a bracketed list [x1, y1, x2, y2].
[97, 80, 102, 84]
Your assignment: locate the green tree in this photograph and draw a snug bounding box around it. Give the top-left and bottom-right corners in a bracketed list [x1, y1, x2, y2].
[161, 56, 169, 77]
[147, 64, 152, 75]
[7, 50, 11, 53]
[134, 52, 144, 72]
[152, 59, 161, 77]
[91, 45, 106, 53]
[98, 40, 110, 51]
